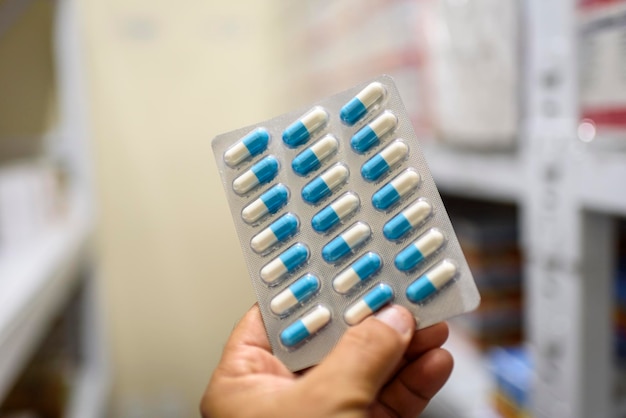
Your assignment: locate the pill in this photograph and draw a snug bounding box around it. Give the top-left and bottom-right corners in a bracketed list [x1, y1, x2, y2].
[350, 111, 397, 153]
[372, 170, 420, 210]
[344, 284, 394, 325]
[291, 135, 338, 176]
[242, 184, 289, 224]
[283, 106, 328, 147]
[406, 260, 457, 303]
[311, 193, 360, 233]
[361, 141, 408, 181]
[261, 243, 310, 284]
[383, 200, 433, 240]
[333, 252, 382, 294]
[395, 229, 445, 271]
[233, 156, 279, 195]
[340, 82, 386, 125]
[270, 274, 320, 316]
[251, 213, 299, 253]
[322, 222, 371, 263]
[302, 164, 349, 204]
[224, 128, 270, 167]
[280, 305, 331, 347]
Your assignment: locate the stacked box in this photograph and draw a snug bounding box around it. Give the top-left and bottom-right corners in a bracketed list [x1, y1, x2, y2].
[445, 197, 523, 349]
[615, 221, 626, 363]
[488, 347, 532, 418]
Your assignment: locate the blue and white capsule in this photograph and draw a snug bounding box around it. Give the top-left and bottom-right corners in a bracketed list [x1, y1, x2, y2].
[242, 184, 289, 224]
[280, 305, 331, 347]
[350, 111, 397, 153]
[311, 193, 360, 233]
[383, 199, 433, 240]
[282, 106, 328, 147]
[302, 164, 349, 204]
[223, 128, 270, 168]
[270, 274, 320, 316]
[406, 260, 457, 304]
[233, 156, 279, 195]
[260, 243, 310, 284]
[333, 252, 382, 294]
[322, 222, 371, 263]
[250, 213, 299, 253]
[340, 82, 386, 125]
[395, 229, 446, 271]
[372, 170, 420, 211]
[344, 284, 394, 325]
[361, 141, 408, 181]
[291, 135, 338, 176]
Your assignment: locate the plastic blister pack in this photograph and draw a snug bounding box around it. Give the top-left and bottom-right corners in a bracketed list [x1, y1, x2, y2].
[212, 75, 480, 371]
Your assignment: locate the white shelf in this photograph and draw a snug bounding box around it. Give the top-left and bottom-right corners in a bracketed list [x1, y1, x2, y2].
[421, 142, 522, 203]
[0, 197, 92, 401]
[578, 150, 626, 216]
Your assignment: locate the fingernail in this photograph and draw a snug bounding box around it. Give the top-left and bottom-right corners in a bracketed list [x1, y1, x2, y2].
[374, 306, 413, 337]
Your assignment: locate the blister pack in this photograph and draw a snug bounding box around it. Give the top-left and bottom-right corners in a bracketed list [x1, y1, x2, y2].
[212, 75, 480, 371]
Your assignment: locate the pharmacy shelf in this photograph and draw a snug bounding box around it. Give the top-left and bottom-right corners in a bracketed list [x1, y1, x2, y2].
[421, 143, 522, 203]
[0, 196, 92, 401]
[424, 326, 500, 418]
[577, 150, 626, 216]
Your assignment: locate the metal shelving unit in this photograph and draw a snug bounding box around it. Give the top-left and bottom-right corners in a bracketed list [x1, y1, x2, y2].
[0, 196, 90, 401]
[425, 0, 626, 416]
[0, 0, 108, 415]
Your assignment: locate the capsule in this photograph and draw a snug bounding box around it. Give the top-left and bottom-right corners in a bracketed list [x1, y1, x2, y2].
[340, 82, 386, 125]
[250, 213, 299, 253]
[242, 184, 289, 224]
[270, 274, 320, 316]
[383, 199, 433, 240]
[291, 135, 338, 176]
[395, 229, 445, 271]
[280, 305, 331, 347]
[322, 222, 371, 263]
[233, 156, 279, 195]
[350, 111, 397, 153]
[333, 252, 382, 294]
[372, 170, 420, 211]
[406, 260, 457, 303]
[283, 107, 328, 147]
[302, 164, 349, 204]
[361, 141, 408, 181]
[344, 284, 394, 325]
[223, 128, 270, 167]
[260, 243, 309, 284]
[311, 193, 360, 233]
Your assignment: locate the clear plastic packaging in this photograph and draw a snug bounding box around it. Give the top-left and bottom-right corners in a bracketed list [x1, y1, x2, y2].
[212, 75, 480, 371]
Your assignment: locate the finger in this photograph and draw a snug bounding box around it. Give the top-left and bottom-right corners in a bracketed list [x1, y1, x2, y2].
[224, 304, 272, 352]
[302, 305, 415, 407]
[376, 348, 453, 417]
[378, 322, 449, 382]
[404, 322, 449, 360]
[217, 304, 294, 378]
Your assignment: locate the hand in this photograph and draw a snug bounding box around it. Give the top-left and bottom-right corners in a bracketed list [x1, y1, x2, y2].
[201, 304, 452, 418]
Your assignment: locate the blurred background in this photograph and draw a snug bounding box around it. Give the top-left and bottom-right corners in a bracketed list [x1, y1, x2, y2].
[0, 0, 625, 417]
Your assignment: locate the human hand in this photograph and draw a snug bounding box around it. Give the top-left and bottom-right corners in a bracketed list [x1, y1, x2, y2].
[201, 304, 452, 418]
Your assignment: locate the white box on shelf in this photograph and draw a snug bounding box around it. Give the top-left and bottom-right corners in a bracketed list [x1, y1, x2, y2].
[423, 0, 519, 150]
[578, 0, 626, 147]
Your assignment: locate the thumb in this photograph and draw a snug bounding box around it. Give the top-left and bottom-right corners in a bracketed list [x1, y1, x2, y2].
[303, 305, 415, 404]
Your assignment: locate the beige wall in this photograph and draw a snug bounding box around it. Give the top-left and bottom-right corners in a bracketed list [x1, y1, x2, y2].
[82, 1, 286, 415]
